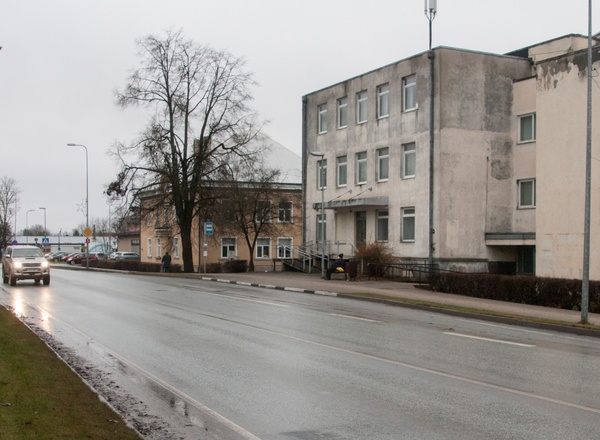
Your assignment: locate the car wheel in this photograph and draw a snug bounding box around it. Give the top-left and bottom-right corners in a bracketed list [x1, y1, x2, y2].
[9, 271, 16, 286]
[69, 260, 75, 265]
[43, 275, 50, 286]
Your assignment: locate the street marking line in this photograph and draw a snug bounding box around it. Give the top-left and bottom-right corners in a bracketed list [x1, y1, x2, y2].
[444, 332, 536, 347]
[331, 313, 380, 323]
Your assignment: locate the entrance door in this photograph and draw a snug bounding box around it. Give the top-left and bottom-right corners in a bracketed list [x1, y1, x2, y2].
[355, 211, 366, 245]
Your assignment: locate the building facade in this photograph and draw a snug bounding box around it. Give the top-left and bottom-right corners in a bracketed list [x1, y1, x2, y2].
[302, 34, 600, 279]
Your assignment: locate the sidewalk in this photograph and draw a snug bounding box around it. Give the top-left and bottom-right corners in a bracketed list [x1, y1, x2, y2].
[195, 270, 600, 336]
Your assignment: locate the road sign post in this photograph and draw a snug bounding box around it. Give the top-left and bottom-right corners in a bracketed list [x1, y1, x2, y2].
[203, 222, 213, 274]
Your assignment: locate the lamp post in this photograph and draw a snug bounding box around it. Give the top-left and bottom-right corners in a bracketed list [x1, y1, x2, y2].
[425, 0, 437, 275]
[67, 143, 89, 269]
[39, 207, 47, 252]
[310, 151, 326, 278]
[26, 209, 35, 244]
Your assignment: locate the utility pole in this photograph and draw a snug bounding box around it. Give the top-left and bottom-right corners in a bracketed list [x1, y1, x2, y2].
[425, 0, 437, 274]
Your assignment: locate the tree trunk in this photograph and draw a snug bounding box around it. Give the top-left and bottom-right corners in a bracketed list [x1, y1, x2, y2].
[179, 217, 195, 273]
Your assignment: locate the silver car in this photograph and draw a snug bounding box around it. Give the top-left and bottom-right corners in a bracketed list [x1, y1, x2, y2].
[2, 245, 50, 286]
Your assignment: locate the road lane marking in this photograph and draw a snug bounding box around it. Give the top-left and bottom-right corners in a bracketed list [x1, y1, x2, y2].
[444, 332, 536, 347]
[331, 313, 380, 323]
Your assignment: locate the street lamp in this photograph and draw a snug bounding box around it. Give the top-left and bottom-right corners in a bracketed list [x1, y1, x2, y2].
[310, 151, 326, 278]
[67, 143, 89, 269]
[425, 0, 437, 275]
[26, 209, 35, 244]
[39, 207, 46, 237]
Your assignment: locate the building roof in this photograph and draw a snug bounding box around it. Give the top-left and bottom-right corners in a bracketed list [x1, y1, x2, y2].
[246, 134, 302, 184]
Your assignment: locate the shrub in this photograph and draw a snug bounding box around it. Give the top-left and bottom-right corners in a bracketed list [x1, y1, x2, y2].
[355, 242, 395, 276]
[205, 262, 223, 273]
[223, 259, 248, 273]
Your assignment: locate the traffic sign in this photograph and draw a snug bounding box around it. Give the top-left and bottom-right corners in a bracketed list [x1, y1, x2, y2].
[204, 222, 213, 236]
[42, 237, 49, 244]
[83, 227, 92, 237]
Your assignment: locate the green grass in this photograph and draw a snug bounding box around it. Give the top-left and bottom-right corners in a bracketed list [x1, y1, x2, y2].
[0, 306, 141, 440]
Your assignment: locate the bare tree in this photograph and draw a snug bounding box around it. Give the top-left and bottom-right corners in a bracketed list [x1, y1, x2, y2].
[0, 177, 19, 252]
[108, 29, 261, 272]
[212, 153, 283, 272]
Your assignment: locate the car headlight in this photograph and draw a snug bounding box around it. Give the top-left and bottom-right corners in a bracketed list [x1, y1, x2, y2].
[13, 262, 22, 269]
[41, 261, 49, 268]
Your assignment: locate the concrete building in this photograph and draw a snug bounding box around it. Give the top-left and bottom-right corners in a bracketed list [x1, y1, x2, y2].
[302, 33, 600, 279]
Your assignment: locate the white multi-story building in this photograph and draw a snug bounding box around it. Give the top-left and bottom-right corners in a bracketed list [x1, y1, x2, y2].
[302, 33, 600, 279]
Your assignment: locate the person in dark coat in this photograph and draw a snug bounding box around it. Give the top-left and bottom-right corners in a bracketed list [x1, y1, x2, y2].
[161, 251, 172, 272]
[325, 254, 345, 280]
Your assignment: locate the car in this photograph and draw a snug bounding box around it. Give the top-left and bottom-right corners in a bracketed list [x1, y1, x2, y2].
[66, 252, 87, 265]
[47, 251, 69, 262]
[61, 252, 80, 262]
[109, 252, 123, 260]
[2, 245, 50, 286]
[115, 252, 140, 261]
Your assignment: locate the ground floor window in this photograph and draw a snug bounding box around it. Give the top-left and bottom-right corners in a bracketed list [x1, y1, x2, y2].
[377, 210, 389, 241]
[356, 211, 366, 244]
[256, 238, 271, 259]
[173, 237, 179, 259]
[156, 238, 161, 258]
[278, 238, 292, 258]
[147, 238, 152, 257]
[221, 238, 236, 259]
[401, 207, 415, 242]
[518, 246, 535, 274]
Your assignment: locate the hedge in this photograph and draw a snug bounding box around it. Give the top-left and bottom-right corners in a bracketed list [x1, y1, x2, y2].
[430, 272, 600, 313]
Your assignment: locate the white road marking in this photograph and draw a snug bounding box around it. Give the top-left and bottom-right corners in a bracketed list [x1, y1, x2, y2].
[444, 332, 536, 347]
[331, 313, 380, 322]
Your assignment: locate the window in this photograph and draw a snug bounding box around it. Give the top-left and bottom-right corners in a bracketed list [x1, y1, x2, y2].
[277, 238, 292, 258]
[356, 151, 367, 184]
[518, 179, 536, 208]
[402, 142, 416, 178]
[173, 237, 179, 259]
[317, 159, 327, 189]
[337, 97, 348, 128]
[403, 74, 416, 111]
[256, 200, 272, 223]
[377, 210, 389, 241]
[356, 90, 368, 123]
[377, 147, 389, 181]
[519, 113, 536, 143]
[316, 214, 326, 242]
[146, 212, 152, 227]
[337, 155, 347, 187]
[401, 207, 415, 242]
[147, 238, 152, 257]
[221, 238, 236, 258]
[156, 238, 161, 257]
[377, 83, 389, 118]
[256, 238, 271, 259]
[318, 104, 328, 134]
[278, 200, 293, 223]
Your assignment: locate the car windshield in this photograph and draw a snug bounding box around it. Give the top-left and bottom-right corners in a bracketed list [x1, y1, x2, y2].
[13, 248, 44, 258]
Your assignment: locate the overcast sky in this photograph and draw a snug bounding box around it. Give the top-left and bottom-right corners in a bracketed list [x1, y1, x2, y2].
[1, 0, 597, 236]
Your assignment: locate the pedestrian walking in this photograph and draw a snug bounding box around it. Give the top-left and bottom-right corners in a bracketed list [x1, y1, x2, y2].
[161, 251, 172, 273]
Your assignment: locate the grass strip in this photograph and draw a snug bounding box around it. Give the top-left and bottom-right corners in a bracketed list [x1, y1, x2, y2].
[0, 306, 141, 440]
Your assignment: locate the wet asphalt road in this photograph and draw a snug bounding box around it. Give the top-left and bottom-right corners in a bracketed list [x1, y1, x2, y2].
[2, 268, 600, 439]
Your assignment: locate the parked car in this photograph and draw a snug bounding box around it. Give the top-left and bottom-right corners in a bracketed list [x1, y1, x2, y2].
[61, 252, 80, 263]
[89, 252, 108, 260]
[109, 252, 123, 260]
[66, 252, 87, 265]
[47, 251, 69, 262]
[115, 252, 140, 261]
[2, 245, 50, 286]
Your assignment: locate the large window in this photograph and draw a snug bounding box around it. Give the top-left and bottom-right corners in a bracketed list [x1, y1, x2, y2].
[356, 90, 368, 124]
[518, 179, 536, 208]
[156, 238, 161, 258]
[377, 147, 389, 181]
[356, 151, 367, 184]
[337, 155, 347, 187]
[317, 159, 327, 189]
[256, 238, 271, 259]
[403, 74, 416, 111]
[278, 200, 293, 223]
[401, 207, 415, 242]
[318, 103, 328, 134]
[221, 238, 236, 258]
[377, 210, 389, 241]
[337, 97, 348, 129]
[256, 200, 272, 223]
[277, 238, 292, 258]
[173, 237, 179, 259]
[519, 113, 536, 143]
[316, 214, 326, 242]
[402, 142, 416, 178]
[377, 83, 389, 119]
[147, 238, 152, 257]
